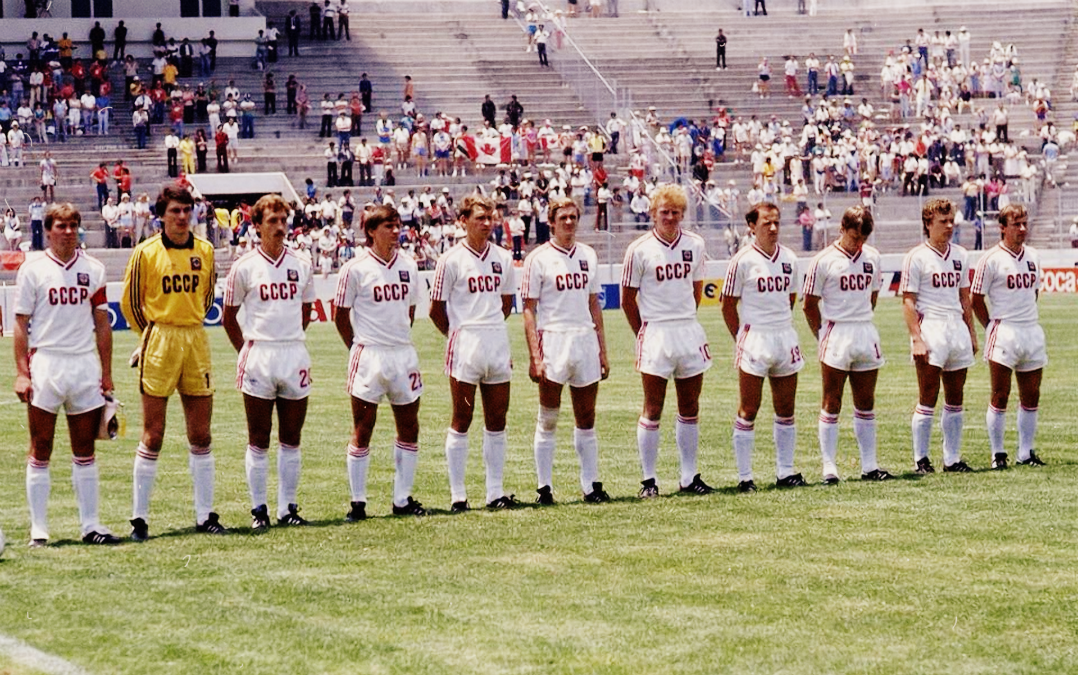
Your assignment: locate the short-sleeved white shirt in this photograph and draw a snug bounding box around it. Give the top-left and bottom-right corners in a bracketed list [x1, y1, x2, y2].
[224, 247, 316, 342]
[621, 230, 706, 324]
[335, 247, 419, 347]
[722, 244, 798, 330]
[15, 249, 107, 354]
[802, 242, 882, 323]
[971, 243, 1040, 324]
[430, 241, 515, 331]
[899, 242, 969, 320]
[521, 241, 599, 331]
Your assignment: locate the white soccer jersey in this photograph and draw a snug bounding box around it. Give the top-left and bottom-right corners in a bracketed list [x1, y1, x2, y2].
[430, 241, 515, 330]
[899, 242, 969, 320]
[521, 241, 599, 331]
[722, 244, 798, 330]
[801, 242, 882, 323]
[971, 243, 1040, 324]
[224, 247, 316, 342]
[335, 247, 419, 347]
[621, 230, 706, 324]
[15, 250, 107, 354]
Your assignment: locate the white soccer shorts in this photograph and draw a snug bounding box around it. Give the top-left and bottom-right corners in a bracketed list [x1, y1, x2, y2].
[348, 343, 424, 406]
[818, 321, 885, 372]
[918, 315, 975, 372]
[445, 326, 513, 385]
[635, 319, 712, 380]
[236, 341, 313, 401]
[30, 350, 105, 415]
[735, 324, 805, 378]
[983, 320, 1048, 372]
[540, 327, 601, 387]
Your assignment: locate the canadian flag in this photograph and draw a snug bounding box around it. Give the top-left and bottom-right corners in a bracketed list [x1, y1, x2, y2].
[475, 134, 512, 165]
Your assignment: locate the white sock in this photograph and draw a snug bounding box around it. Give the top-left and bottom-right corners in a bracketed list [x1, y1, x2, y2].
[733, 417, 755, 482]
[941, 404, 964, 466]
[71, 456, 101, 536]
[245, 445, 269, 509]
[818, 410, 840, 477]
[347, 444, 370, 503]
[132, 443, 159, 521]
[912, 405, 934, 462]
[676, 415, 699, 486]
[445, 429, 469, 503]
[574, 427, 599, 493]
[774, 415, 797, 479]
[393, 440, 418, 507]
[277, 443, 301, 518]
[1017, 405, 1038, 461]
[26, 458, 50, 541]
[483, 429, 507, 504]
[986, 405, 1006, 455]
[189, 446, 216, 524]
[853, 409, 878, 474]
[637, 416, 660, 482]
[533, 406, 559, 488]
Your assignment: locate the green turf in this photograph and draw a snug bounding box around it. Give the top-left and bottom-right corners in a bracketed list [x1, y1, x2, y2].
[1, 296, 1077, 674]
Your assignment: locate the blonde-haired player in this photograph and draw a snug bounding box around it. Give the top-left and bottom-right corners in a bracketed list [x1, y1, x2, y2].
[621, 184, 714, 498]
[430, 195, 518, 511]
[971, 204, 1047, 469]
[522, 198, 610, 505]
[223, 194, 317, 530]
[900, 198, 978, 474]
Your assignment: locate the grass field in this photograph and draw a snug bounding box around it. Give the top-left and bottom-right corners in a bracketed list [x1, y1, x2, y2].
[1, 296, 1077, 675]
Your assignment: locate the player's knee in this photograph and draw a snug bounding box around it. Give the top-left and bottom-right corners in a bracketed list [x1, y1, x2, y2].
[536, 406, 560, 433]
[28, 443, 54, 463]
[188, 432, 212, 448]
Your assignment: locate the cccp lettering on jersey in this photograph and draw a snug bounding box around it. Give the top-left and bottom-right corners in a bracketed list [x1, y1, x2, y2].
[1006, 273, 1038, 290]
[756, 275, 791, 293]
[931, 272, 961, 288]
[259, 282, 299, 301]
[839, 274, 873, 291]
[373, 283, 409, 302]
[467, 275, 501, 293]
[655, 262, 691, 281]
[555, 272, 589, 291]
[162, 274, 200, 294]
[48, 287, 89, 305]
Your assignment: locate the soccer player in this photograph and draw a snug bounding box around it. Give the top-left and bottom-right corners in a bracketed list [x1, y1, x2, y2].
[430, 195, 517, 512]
[802, 206, 893, 484]
[899, 198, 978, 474]
[121, 185, 226, 540]
[223, 195, 316, 530]
[522, 198, 610, 505]
[971, 204, 1046, 469]
[721, 202, 805, 491]
[14, 203, 121, 547]
[334, 205, 426, 520]
[621, 184, 713, 499]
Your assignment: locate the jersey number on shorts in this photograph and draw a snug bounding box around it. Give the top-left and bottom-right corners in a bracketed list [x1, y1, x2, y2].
[790, 346, 803, 364]
[700, 343, 712, 361]
[299, 369, 311, 387]
[874, 343, 882, 359]
[409, 372, 422, 391]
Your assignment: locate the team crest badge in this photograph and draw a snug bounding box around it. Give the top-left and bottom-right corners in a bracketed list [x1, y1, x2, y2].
[579, 260, 589, 271]
[1027, 261, 1036, 271]
[782, 262, 792, 274]
[952, 260, 962, 271]
[287, 269, 299, 282]
[492, 262, 503, 274]
[863, 262, 873, 273]
[682, 250, 693, 262]
[191, 257, 202, 270]
[399, 271, 410, 282]
[76, 273, 89, 286]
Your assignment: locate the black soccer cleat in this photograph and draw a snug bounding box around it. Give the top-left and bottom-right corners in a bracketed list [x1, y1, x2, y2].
[129, 518, 149, 542]
[583, 482, 611, 503]
[914, 457, 935, 475]
[535, 485, 556, 506]
[943, 460, 973, 473]
[450, 500, 470, 514]
[861, 468, 894, 481]
[991, 453, 1009, 470]
[82, 530, 122, 545]
[251, 505, 271, 531]
[278, 504, 308, 527]
[638, 478, 659, 499]
[28, 538, 47, 549]
[737, 480, 758, 493]
[345, 501, 367, 522]
[1017, 452, 1046, 467]
[678, 473, 715, 495]
[822, 474, 840, 486]
[392, 497, 427, 516]
[776, 473, 808, 488]
[486, 494, 519, 510]
[195, 512, 228, 534]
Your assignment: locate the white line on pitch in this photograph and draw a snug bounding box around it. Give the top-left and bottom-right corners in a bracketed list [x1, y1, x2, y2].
[0, 633, 91, 675]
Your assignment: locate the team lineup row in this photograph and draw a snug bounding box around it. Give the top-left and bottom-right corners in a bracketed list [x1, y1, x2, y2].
[10, 185, 1046, 547]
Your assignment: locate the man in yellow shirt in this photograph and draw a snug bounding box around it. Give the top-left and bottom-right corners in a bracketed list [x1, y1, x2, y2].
[121, 185, 225, 540]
